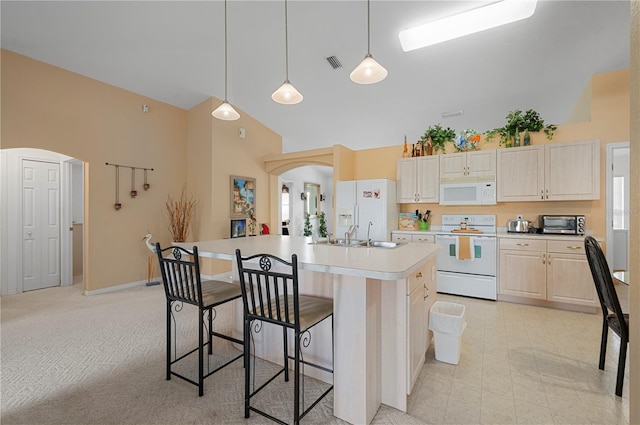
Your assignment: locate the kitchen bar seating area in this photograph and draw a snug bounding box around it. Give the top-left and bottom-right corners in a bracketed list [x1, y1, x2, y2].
[0, 278, 631, 424]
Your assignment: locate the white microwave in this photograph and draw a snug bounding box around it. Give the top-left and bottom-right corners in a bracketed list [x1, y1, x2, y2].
[439, 181, 496, 206]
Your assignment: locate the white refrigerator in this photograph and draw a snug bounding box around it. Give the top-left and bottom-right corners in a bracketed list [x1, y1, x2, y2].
[335, 179, 398, 242]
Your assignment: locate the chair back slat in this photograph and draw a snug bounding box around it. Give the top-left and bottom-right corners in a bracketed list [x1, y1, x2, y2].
[584, 236, 627, 337]
[156, 243, 204, 308]
[235, 249, 300, 329]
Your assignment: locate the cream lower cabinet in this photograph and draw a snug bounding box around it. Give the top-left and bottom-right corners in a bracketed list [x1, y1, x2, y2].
[499, 238, 547, 299]
[546, 241, 596, 306]
[396, 157, 439, 203]
[407, 258, 436, 393]
[497, 140, 600, 202]
[392, 232, 435, 244]
[499, 237, 596, 308]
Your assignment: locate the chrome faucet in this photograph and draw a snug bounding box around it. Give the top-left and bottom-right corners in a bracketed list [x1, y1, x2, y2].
[366, 221, 373, 246]
[345, 224, 358, 244]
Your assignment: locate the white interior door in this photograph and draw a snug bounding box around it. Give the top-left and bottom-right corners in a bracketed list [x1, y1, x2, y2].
[22, 159, 60, 291]
[606, 142, 630, 271]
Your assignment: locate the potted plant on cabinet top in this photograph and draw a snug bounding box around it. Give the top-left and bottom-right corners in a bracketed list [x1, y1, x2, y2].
[421, 124, 456, 154]
[485, 109, 557, 147]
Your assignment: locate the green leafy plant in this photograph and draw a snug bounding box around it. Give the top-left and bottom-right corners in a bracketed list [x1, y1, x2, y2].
[303, 213, 312, 237]
[318, 212, 328, 238]
[421, 124, 456, 153]
[485, 109, 557, 145]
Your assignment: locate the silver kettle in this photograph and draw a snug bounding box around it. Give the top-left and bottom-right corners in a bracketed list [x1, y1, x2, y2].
[507, 219, 531, 233]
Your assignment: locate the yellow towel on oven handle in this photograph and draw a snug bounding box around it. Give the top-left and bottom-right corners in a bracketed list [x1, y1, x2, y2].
[456, 236, 473, 261]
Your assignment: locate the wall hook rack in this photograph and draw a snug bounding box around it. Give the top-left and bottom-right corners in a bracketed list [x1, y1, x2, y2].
[105, 163, 154, 210]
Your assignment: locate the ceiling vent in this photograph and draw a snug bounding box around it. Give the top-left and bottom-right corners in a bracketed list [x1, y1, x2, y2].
[441, 109, 464, 119]
[326, 56, 342, 69]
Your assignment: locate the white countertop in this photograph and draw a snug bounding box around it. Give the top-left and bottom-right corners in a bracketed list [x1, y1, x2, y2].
[176, 235, 440, 281]
[392, 228, 602, 241]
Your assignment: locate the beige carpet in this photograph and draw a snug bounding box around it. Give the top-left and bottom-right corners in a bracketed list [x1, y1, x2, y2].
[0, 283, 422, 425]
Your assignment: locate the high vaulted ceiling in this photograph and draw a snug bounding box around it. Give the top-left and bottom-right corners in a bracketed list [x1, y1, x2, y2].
[1, 1, 631, 153]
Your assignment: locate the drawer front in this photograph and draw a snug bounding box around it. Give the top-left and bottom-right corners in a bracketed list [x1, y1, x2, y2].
[392, 234, 412, 243]
[500, 238, 546, 252]
[546, 240, 586, 255]
[412, 234, 434, 243]
[407, 266, 427, 294]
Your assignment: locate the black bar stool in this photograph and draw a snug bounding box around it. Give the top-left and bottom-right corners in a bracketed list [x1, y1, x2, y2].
[235, 249, 333, 424]
[156, 243, 244, 396]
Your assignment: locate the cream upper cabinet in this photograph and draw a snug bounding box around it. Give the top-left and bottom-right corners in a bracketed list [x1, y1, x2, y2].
[498, 237, 596, 308]
[396, 157, 439, 203]
[496, 146, 544, 201]
[440, 150, 496, 181]
[497, 140, 600, 202]
[545, 140, 600, 200]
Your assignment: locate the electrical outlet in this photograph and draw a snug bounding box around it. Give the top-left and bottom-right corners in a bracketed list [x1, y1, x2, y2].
[431, 265, 436, 281]
[239, 128, 246, 139]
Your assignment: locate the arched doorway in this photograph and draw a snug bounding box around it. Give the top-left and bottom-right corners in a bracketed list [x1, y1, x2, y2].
[1, 148, 86, 295]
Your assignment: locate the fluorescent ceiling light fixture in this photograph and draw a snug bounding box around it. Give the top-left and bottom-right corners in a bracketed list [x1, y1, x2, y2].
[399, 0, 537, 52]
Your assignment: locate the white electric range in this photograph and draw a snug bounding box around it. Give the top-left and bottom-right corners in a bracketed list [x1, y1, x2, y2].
[435, 214, 497, 300]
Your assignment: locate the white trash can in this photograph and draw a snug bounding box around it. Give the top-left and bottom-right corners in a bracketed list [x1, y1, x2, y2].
[429, 301, 466, 365]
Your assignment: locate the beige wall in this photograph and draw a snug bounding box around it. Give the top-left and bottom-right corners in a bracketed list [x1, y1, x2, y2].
[351, 69, 630, 239]
[1, 49, 282, 289]
[186, 97, 282, 276]
[1, 50, 188, 292]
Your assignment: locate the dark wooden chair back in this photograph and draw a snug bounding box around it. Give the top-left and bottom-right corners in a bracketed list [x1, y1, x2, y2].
[155, 243, 204, 308]
[584, 236, 626, 328]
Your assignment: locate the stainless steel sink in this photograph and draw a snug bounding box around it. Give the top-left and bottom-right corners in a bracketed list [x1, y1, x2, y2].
[310, 239, 403, 249]
[310, 239, 364, 247]
[367, 241, 402, 249]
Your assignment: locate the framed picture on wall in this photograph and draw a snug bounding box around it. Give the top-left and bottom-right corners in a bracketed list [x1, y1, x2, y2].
[230, 175, 255, 218]
[230, 219, 246, 238]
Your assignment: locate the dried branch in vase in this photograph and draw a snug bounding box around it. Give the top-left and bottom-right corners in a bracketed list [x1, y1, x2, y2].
[165, 186, 196, 242]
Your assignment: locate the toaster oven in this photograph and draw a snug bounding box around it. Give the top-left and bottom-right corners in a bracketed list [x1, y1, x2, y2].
[539, 215, 585, 235]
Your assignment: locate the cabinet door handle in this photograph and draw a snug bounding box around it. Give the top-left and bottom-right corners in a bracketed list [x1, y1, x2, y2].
[541, 189, 544, 200]
[542, 254, 546, 264]
[424, 284, 428, 300]
[548, 254, 552, 264]
[416, 272, 423, 278]
[566, 246, 582, 250]
[546, 189, 549, 199]
[516, 243, 529, 247]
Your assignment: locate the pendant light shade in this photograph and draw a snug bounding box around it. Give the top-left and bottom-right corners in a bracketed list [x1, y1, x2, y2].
[272, 0, 302, 105]
[212, 0, 240, 121]
[212, 100, 240, 120]
[351, 0, 387, 84]
[350, 54, 388, 84]
[272, 80, 303, 104]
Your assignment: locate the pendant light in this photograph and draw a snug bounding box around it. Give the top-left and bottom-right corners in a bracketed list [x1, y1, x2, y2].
[350, 0, 388, 84]
[272, 0, 303, 104]
[212, 0, 240, 120]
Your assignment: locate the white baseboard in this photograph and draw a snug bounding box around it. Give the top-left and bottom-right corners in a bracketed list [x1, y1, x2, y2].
[83, 279, 149, 296]
[83, 273, 235, 296]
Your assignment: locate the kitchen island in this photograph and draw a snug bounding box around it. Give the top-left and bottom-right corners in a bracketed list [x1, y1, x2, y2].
[175, 235, 439, 425]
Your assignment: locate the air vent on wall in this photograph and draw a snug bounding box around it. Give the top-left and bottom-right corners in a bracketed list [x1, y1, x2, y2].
[326, 56, 342, 69]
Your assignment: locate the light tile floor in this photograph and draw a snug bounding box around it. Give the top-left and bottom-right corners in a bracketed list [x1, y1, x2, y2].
[408, 294, 630, 425]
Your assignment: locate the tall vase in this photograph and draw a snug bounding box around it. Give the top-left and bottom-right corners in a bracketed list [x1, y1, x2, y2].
[523, 129, 531, 146]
